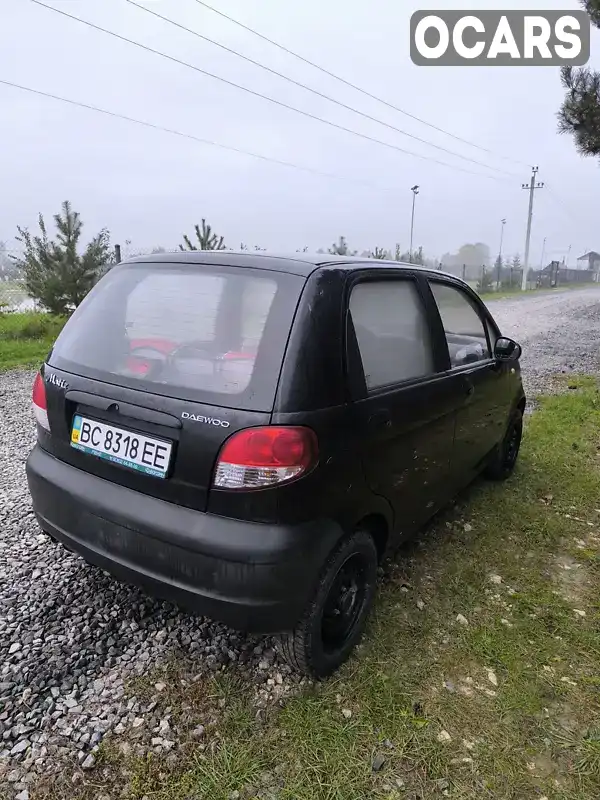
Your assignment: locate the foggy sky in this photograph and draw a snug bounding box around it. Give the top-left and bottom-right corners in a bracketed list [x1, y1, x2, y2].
[2, 0, 599, 264]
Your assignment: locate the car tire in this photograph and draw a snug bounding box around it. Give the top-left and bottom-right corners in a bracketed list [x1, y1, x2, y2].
[484, 409, 523, 481]
[276, 530, 378, 678]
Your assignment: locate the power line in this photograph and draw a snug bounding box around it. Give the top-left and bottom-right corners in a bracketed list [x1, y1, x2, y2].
[528, 186, 588, 265]
[193, 0, 533, 170]
[28, 0, 509, 182]
[0, 77, 408, 193]
[124, 0, 517, 177]
[543, 185, 581, 227]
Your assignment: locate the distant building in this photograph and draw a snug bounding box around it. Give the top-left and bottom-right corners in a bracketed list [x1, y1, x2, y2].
[576, 251, 600, 273]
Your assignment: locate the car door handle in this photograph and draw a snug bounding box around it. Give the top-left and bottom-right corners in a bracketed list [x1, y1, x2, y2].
[463, 377, 475, 397]
[368, 410, 392, 429]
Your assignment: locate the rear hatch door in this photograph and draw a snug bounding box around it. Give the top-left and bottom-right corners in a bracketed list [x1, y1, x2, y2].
[42, 260, 304, 512]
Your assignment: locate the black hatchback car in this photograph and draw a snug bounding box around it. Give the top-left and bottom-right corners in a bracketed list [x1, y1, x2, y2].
[26, 252, 525, 676]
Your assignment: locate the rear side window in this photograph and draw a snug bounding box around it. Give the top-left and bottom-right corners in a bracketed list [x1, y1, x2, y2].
[429, 282, 490, 368]
[349, 280, 435, 390]
[49, 263, 304, 411]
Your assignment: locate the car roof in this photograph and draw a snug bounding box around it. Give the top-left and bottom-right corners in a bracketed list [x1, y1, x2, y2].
[125, 250, 463, 283]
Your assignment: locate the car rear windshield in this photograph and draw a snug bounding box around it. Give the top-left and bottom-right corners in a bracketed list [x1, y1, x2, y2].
[49, 262, 305, 411]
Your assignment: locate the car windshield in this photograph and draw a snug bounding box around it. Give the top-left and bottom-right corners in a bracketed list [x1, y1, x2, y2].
[49, 261, 304, 411]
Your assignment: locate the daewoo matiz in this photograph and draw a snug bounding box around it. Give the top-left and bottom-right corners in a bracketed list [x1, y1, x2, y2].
[26, 252, 525, 676]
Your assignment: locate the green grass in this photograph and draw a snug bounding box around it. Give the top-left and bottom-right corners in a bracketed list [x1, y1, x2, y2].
[34, 379, 600, 800]
[478, 288, 521, 302]
[0, 311, 66, 370]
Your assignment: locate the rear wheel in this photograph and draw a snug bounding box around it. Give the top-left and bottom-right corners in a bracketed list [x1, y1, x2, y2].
[484, 409, 523, 481]
[277, 531, 378, 678]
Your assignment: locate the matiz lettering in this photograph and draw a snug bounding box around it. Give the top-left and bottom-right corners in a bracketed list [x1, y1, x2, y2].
[45, 372, 68, 390]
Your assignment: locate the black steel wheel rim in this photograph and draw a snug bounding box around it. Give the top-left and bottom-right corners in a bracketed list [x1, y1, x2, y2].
[504, 422, 521, 468]
[321, 553, 368, 654]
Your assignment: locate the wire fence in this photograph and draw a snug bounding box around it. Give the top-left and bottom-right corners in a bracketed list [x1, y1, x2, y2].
[0, 279, 35, 312]
[1, 262, 598, 314]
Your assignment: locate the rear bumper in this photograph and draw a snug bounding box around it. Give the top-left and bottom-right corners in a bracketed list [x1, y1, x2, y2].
[26, 445, 343, 633]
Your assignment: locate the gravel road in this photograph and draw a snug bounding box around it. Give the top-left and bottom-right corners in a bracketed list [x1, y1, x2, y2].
[1, 287, 600, 796]
[489, 287, 600, 398]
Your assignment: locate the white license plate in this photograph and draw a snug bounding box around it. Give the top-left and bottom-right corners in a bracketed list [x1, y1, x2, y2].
[71, 415, 172, 479]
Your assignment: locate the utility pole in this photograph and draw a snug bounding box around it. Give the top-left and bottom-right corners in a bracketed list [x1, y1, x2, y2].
[409, 185, 419, 264]
[521, 166, 544, 291]
[497, 218, 506, 290]
[114, 244, 122, 264]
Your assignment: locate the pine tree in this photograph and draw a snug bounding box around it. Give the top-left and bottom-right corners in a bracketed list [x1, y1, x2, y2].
[14, 201, 111, 315]
[328, 236, 356, 256]
[395, 244, 412, 262]
[371, 247, 388, 259]
[558, 1, 600, 158]
[476, 266, 494, 293]
[494, 254, 503, 289]
[180, 218, 226, 251]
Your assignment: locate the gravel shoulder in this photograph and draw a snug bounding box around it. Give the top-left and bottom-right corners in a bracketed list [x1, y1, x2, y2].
[1, 287, 600, 797]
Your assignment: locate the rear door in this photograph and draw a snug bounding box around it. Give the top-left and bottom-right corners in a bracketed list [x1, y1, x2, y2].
[346, 271, 462, 537]
[42, 262, 304, 512]
[427, 279, 508, 478]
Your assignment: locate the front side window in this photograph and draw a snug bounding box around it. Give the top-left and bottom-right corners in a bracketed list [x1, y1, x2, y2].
[429, 282, 490, 368]
[349, 280, 435, 391]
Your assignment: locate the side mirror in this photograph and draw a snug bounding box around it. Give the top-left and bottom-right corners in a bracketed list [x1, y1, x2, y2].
[494, 337, 521, 362]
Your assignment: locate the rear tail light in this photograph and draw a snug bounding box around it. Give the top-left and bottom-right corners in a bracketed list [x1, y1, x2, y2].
[214, 426, 318, 490]
[32, 372, 50, 431]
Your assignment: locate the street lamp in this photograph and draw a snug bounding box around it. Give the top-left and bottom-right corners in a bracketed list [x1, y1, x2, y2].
[497, 218, 506, 290]
[539, 236, 547, 269]
[409, 185, 420, 264]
